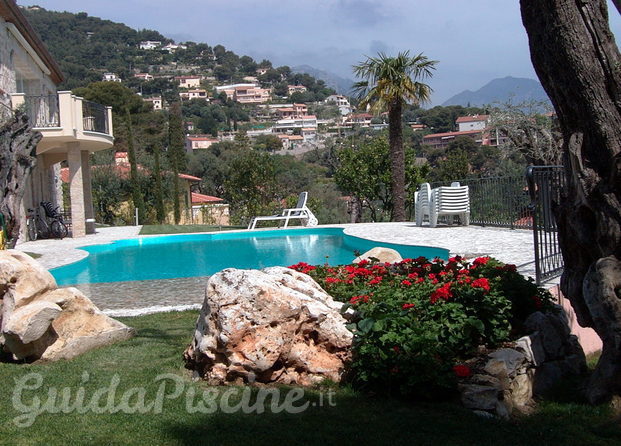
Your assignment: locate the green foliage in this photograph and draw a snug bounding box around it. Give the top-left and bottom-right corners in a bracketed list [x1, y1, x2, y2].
[223, 151, 277, 224]
[125, 110, 147, 223]
[432, 149, 470, 182]
[253, 134, 283, 152]
[73, 82, 147, 115]
[168, 103, 185, 224]
[335, 137, 429, 221]
[291, 255, 554, 397]
[91, 165, 128, 224]
[152, 147, 166, 224]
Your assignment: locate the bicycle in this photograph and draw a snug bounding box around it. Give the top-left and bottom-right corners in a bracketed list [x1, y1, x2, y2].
[26, 202, 69, 241]
[40, 201, 68, 239]
[26, 207, 49, 241]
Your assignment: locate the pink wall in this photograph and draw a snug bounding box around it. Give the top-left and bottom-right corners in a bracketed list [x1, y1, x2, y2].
[549, 286, 603, 355]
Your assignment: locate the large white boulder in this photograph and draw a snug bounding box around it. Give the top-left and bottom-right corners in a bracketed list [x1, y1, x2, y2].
[184, 267, 352, 385]
[0, 250, 134, 362]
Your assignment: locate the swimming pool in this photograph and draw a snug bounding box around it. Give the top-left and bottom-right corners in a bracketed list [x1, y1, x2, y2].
[51, 227, 449, 285]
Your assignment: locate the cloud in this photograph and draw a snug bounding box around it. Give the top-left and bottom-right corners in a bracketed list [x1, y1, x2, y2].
[331, 0, 392, 27]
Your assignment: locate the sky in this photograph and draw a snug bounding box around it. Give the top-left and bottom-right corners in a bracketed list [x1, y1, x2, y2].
[20, 0, 621, 105]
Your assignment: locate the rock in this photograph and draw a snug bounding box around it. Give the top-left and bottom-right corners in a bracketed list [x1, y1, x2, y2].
[0, 249, 134, 362]
[353, 247, 403, 264]
[37, 288, 135, 361]
[515, 333, 546, 365]
[485, 348, 527, 378]
[532, 361, 565, 396]
[0, 250, 56, 324]
[459, 384, 501, 411]
[184, 267, 353, 386]
[524, 311, 569, 360]
[509, 372, 535, 410]
[3, 301, 62, 344]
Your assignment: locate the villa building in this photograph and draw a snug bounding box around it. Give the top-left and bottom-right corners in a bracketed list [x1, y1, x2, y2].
[139, 40, 161, 50]
[162, 43, 187, 53]
[271, 115, 317, 136]
[325, 95, 352, 115]
[102, 72, 121, 82]
[275, 103, 308, 119]
[215, 83, 271, 104]
[456, 114, 490, 132]
[422, 114, 502, 150]
[287, 85, 307, 95]
[343, 113, 373, 127]
[1, 0, 114, 238]
[143, 96, 163, 110]
[134, 73, 154, 81]
[179, 89, 208, 101]
[175, 75, 201, 89]
[185, 134, 219, 152]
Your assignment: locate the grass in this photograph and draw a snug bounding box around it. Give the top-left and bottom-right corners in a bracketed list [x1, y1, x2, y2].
[139, 224, 246, 235]
[0, 311, 619, 446]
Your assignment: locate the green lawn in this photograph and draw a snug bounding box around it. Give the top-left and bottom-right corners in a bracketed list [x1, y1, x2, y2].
[139, 224, 246, 235]
[0, 311, 619, 446]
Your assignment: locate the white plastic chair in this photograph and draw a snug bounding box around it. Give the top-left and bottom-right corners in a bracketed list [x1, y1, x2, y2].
[429, 185, 470, 228]
[247, 191, 318, 230]
[415, 183, 432, 226]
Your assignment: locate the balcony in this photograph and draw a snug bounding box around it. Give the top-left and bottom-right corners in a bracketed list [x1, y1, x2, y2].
[11, 91, 114, 155]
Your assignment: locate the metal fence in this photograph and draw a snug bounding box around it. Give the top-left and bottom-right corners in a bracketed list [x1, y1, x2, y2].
[429, 175, 532, 229]
[23, 94, 60, 128]
[526, 165, 565, 284]
[82, 100, 109, 134]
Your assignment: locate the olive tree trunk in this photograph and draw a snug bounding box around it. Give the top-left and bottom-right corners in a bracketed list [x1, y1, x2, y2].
[388, 99, 406, 221]
[520, 0, 621, 403]
[0, 110, 41, 247]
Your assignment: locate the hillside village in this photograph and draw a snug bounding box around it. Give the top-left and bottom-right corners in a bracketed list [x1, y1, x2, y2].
[8, 5, 555, 228]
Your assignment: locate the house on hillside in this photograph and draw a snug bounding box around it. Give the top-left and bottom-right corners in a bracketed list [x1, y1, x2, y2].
[1, 0, 114, 238]
[287, 85, 307, 95]
[456, 114, 490, 132]
[185, 135, 219, 153]
[272, 115, 317, 139]
[134, 73, 154, 81]
[215, 83, 271, 104]
[139, 40, 162, 50]
[422, 114, 504, 150]
[102, 72, 121, 82]
[179, 89, 208, 101]
[175, 75, 201, 89]
[275, 103, 308, 119]
[143, 96, 163, 110]
[343, 113, 373, 127]
[162, 43, 187, 53]
[325, 94, 352, 115]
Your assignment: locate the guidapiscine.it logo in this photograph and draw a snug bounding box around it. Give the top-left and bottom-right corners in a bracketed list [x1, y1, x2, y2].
[11, 371, 337, 427]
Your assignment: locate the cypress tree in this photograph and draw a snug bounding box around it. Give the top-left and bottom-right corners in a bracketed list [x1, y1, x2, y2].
[152, 145, 165, 223]
[125, 109, 146, 224]
[168, 103, 185, 224]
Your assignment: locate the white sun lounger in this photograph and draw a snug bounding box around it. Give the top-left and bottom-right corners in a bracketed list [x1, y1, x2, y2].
[247, 191, 318, 230]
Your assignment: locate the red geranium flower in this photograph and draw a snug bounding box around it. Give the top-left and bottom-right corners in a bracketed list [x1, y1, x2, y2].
[401, 279, 412, 286]
[471, 277, 491, 292]
[430, 282, 453, 304]
[325, 277, 341, 284]
[532, 295, 543, 309]
[473, 257, 490, 266]
[402, 303, 415, 310]
[453, 364, 472, 378]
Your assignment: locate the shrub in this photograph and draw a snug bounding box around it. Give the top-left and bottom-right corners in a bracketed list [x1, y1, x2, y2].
[289, 256, 554, 397]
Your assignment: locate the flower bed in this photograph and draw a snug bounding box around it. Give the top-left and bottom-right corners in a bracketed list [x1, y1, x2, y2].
[289, 256, 554, 397]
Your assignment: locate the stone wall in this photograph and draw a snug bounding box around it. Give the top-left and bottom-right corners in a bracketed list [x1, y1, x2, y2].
[459, 308, 587, 418]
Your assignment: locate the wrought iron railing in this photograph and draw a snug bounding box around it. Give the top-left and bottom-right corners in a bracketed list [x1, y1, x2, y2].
[23, 94, 60, 128]
[82, 100, 109, 134]
[429, 175, 532, 229]
[526, 165, 565, 284]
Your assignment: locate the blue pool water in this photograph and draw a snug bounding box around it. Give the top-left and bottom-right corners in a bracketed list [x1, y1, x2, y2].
[51, 228, 449, 285]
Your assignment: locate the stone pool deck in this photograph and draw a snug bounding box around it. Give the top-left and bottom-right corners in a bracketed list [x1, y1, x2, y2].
[15, 223, 551, 316]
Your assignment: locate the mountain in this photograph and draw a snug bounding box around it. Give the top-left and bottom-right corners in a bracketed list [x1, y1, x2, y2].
[442, 76, 549, 107]
[292, 65, 355, 96]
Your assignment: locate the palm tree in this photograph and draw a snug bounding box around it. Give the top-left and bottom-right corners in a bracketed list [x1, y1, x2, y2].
[353, 51, 437, 221]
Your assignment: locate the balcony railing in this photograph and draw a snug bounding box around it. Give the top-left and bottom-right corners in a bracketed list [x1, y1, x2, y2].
[82, 100, 109, 134]
[23, 94, 60, 128]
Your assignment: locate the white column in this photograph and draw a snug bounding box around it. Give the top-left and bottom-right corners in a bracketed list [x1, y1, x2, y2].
[81, 151, 95, 234]
[67, 143, 85, 237]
